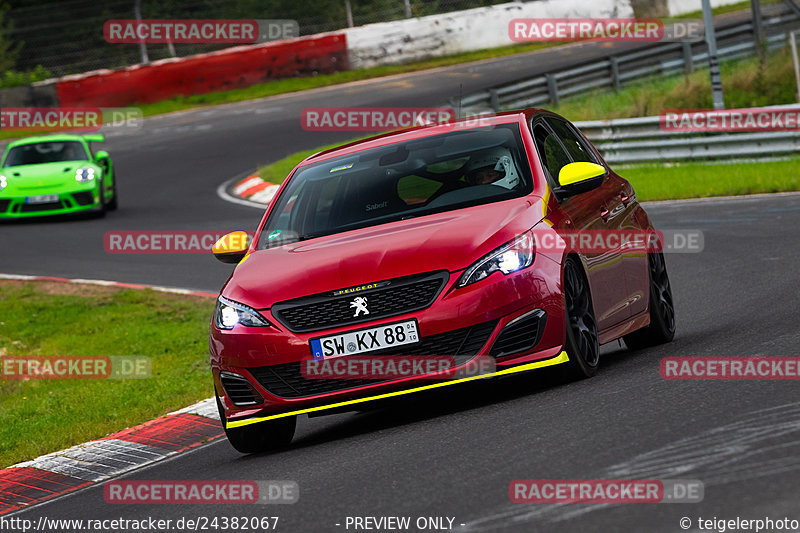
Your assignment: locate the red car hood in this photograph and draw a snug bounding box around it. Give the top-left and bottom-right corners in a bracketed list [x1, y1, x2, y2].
[223, 197, 542, 308]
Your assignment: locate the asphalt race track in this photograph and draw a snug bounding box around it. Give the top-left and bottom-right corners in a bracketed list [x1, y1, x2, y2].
[4, 28, 800, 533]
[0, 35, 681, 292]
[9, 190, 800, 531]
[0, 4, 768, 290]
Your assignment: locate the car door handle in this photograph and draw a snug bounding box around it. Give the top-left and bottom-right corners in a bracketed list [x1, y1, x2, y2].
[620, 194, 630, 206]
[600, 208, 610, 221]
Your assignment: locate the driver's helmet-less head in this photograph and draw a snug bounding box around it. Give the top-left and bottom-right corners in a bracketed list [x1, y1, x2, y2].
[464, 147, 520, 189]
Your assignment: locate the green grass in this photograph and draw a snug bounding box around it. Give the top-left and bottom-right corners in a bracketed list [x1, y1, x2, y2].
[257, 136, 369, 183]
[259, 143, 800, 201]
[259, 145, 800, 203]
[134, 41, 557, 118]
[94, 0, 784, 119]
[114, 1, 782, 120]
[0, 281, 215, 468]
[0, 43, 556, 142]
[619, 157, 800, 201]
[0, 2, 773, 143]
[254, 42, 800, 200]
[551, 44, 797, 122]
[674, 0, 780, 19]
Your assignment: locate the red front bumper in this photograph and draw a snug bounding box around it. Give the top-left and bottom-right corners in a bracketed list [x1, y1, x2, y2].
[210, 254, 566, 423]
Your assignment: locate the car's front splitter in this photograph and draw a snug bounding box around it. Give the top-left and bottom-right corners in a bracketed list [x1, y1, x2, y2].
[225, 350, 569, 429]
[0, 185, 102, 218]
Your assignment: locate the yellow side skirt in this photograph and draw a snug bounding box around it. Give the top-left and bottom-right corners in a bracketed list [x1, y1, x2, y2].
[226, 350, 570, 429]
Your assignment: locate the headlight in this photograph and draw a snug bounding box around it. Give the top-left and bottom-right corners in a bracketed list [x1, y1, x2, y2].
[0, 175, 6, 191]
[457, 231, 535, 288]
[214, 296, 271, 330]
[75, 166, 96, 183]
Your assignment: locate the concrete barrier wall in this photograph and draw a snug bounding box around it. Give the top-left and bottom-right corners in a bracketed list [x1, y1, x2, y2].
[54, 33, 348, 108]
[1, 0, 744, 108]
[0, 83, 59, 107]
[344, 0, 744, 69]
[668, 0, 740, 14]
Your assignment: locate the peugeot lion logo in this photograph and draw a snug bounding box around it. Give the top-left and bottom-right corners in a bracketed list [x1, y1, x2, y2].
[350, 296, 369, 317]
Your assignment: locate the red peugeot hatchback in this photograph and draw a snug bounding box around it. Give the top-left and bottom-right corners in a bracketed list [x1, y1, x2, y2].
[210, 110, 675, 453]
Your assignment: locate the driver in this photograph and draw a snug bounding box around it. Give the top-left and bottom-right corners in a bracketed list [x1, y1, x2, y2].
[464, 147, 520, 189]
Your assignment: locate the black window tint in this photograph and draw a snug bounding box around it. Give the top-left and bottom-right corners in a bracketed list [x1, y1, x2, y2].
[257, 123, 534, 249]
[3, 141, 88, 167]
[532, 122, 571, 181]
[547, 118, 595, 163]
[397, 175, 443, 206]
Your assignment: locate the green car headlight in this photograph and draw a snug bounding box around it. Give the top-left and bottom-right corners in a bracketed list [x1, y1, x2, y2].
[214, 296, 271, 330]
[0, 175, 6, 191]
[75, 166, 96, 183]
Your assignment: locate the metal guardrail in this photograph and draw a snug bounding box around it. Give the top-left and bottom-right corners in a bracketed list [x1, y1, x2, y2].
[573, 104, 800, 163]
[456, 7, 800, 115]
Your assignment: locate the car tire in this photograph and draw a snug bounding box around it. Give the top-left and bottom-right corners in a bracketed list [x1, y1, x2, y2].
[106, 171, 118, 211]
[215, 389, 296, 454]
[560, 257, 600, 379]
[95, 184, 106, 218]
[623, 251, 676, 350]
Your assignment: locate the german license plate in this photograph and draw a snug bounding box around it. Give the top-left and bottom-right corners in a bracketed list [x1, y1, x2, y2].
[25, 194, 59, 204]
[310, 320, 419, 360]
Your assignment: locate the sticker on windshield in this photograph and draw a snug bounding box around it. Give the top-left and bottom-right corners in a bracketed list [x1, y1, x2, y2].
[329, 162, 354, 173]
[267, 230, 282, 239]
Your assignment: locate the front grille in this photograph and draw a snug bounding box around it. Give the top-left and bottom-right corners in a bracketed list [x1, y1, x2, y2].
[272, 271, 448, 333]
[249, 320, 498, 399]
[72, 191, 95, 206]
[489, 309, 547, 358]
[18, 201, 63, 213]
[220, 372, 263, 406]
[0, 200, 10, 214]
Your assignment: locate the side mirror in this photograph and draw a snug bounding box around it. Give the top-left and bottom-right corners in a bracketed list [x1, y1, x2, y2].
[84, 134, 105, 143]
[94, 150, 110, 171]
[212, 231, 250, 264]
[556, 162, 607, 197]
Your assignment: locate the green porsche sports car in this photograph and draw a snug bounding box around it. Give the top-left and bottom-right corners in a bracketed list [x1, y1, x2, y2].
[0, 134, 117, 218]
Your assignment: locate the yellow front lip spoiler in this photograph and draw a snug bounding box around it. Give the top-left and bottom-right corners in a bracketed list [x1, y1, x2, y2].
[226, 350, 570, 429]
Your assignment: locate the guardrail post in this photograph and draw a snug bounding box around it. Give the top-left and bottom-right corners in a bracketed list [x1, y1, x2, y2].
[489, 89, 500, 112]
[682, 42, 694, 74]
[458, 10, 794, 117]
[546, 74, 559, 106]
[609, 57, 621, 91]
[790, 31, 800, 102]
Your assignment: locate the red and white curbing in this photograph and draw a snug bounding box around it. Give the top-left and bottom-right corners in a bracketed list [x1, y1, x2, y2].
[231, 174, 280, 205]
[0, 399, 222, 515]
[0, 274, 221, 516]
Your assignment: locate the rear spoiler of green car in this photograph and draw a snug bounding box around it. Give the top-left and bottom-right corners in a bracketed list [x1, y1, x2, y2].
[84, 134, 105, 142]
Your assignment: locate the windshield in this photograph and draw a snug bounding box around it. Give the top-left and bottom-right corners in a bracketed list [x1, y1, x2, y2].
[3, 141, 88, 167]
[258, 123, 533, 249]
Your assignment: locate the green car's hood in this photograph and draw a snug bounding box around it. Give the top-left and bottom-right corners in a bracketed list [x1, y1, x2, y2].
[2, 161, 99, 191]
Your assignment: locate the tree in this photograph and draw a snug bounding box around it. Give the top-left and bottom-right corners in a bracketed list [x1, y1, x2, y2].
[0, 2, 21, 73]
[630, 0, 669, 17]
